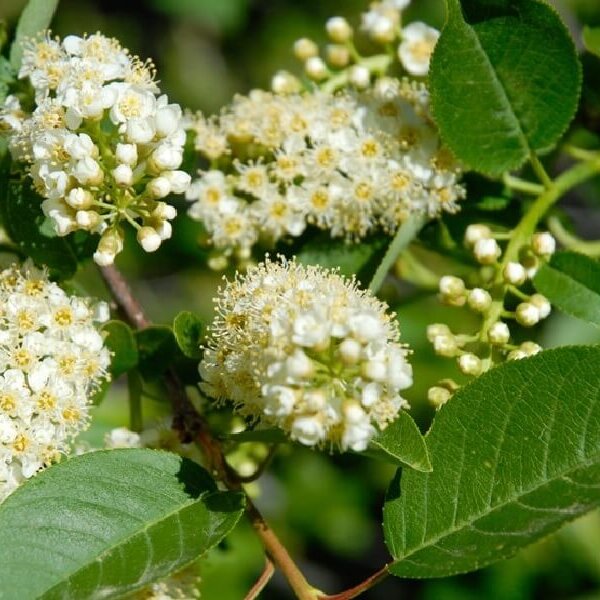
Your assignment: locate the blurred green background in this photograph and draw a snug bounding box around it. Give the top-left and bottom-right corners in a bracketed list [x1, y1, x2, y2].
[2, 0, 600, 598]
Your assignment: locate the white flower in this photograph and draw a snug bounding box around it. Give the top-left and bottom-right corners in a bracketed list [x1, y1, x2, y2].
[199, 258, 412, 451]
[398, 22, 440, 76]
[7, 32, 185, 264]
[186, 86, 464, 266]
[0, 264, 110, 501]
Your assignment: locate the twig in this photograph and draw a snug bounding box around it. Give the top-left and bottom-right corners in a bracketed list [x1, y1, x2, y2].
[319, 564, 390, 600]
[244, 558, 275, 600]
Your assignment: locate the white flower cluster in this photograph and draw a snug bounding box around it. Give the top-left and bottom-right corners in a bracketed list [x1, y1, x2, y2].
[3, 32, 190, 265]
[0, 264, 110, 501]
[199, 258, 413, 452]
[187, 81, 463, 266]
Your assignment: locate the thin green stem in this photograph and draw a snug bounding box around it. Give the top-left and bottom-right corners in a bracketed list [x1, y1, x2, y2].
[368, 213, 427, 294]
[320, 54, 392, 94]
[562, 145, 600, 162]
[244, 558, 275, 600]
[503, 174, 544, 195]
[319, 564, 390, 600]
[547, 215, 600, 258]
[529, 154, 553, 188]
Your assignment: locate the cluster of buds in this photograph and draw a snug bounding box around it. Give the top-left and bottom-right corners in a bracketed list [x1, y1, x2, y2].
[2, 32, 190, 265]
[282, 0, 439, 91]
[199, 257, 413, 452]
[426, 225, 556, 407]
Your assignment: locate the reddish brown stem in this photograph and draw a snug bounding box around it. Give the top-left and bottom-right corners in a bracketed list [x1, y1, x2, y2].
[319, 564, 390, 600]
[244, 558, 275, 600]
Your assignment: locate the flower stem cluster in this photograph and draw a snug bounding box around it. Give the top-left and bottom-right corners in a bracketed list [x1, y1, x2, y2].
[2, 32, 190, 265]
[0, 263, 110, 500]
[427, 225, 556, 406]
[187, 83, 463, 267]
[199, 257, 413, 452]
[279, 0, 439, 93]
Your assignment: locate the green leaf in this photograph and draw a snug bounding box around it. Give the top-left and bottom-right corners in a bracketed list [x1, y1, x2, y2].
[0, 170, 78, 279]
[10, 0, 60, 69]
[136, 325, 179, 379]
[534, 251, 600, 327]
[383, 346, 600, 578]
[102, 320, 139, 377]
[173, 311, 203, 359]
[0, 449, 244, 599]
[583, 26, 600, 59]
[430, 0, 581, 175]
[296, 234, 388, 285]
[369, 412, 432, 472]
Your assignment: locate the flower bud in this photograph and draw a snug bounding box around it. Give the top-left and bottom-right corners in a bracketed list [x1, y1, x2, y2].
[75, 210, 101, 230]
[115, 143, 138, 166]
[271, 70, 302, 94]
[503, 261, 527, 286]
[164, 170, 191, 193]
[464, 224, 492, 247]
[349, 65, 371, 89]
[530, 293, 551, 319]
[126, 118, 155, 144]
[474, 238, 501, 264]
[520, 341, 542, 356]
[326, 17, 353, 43]
[73, 157, 103, 185]
[154, 104, 181, 138]
[152, 202, 177, 221]
[371, 16, 396, 43]
[339, 338, 362, 364]
[326, 44, 351, 69]
[147, 177, 171, 199]
[294, 38, 319, 61]
[137, 226, 162, 253]
[428, 386, 451, 408]
[426, 323, 451, 343]
[66, 187, 93, 210]
[467, 288, 492, 312]
[112, 164, 133, 186]
[458, 353, 482, 376]
[531, 232, 556, 257]
[515, 302, 540, 327]
[488, 321, 510, 345]
[304, 56, 328, 81]
[433, 334, 458, 357]
[151, 144, 183, 171]
[439, 275, 465, 298]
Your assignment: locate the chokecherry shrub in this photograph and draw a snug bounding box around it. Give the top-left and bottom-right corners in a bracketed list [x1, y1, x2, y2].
[0, 0, 599, 598]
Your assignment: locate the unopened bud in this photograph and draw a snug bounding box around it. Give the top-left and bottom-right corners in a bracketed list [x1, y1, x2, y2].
[325, 44, 350, 69]
[467, 288, 492, 312]
[433, 334, 458, 357]
[66, 187, 93, 210]
[426, 323, 451, 343]
[349, 65, 371, 88]
[304, 56, 328, 80]
[339, 338, 362, 364]
[529, 294, 551, 319]
[112, 164, 133, 186]
[137, 226, 162, 253]
[294, 38, 318, 61]
[474, 238, 501, 264]
[147, 177, 171, 199]
[458, 353, 482, 376]
[428, 386, 451, 408]
[464, 224, 491, 247]
[271, 70, 301, 94]
[532, 232, 556, 257]
[488, 321, 510, 345]
[326, 16, 353, 43]
[439, 275, 465, 298]
[515, 302, 540, 326]
[503, 261, 527, 286]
